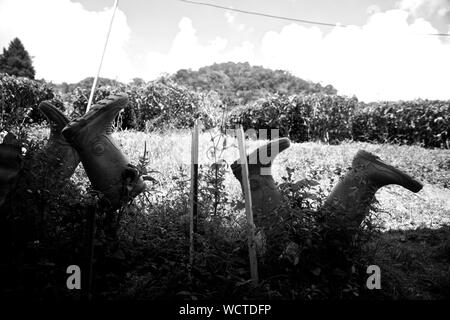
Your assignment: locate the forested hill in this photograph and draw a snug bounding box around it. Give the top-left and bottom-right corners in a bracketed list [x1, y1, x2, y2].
[54, 62, 338, 106]
[170, 62, 337, 105]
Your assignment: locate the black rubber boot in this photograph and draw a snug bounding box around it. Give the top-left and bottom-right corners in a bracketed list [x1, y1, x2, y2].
[62, 94, 145, 209]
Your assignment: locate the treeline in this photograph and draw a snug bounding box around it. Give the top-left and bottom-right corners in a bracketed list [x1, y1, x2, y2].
[1, 73, 449, 149]
[54, 62, 337, 104]
[170, 62, 337, 105]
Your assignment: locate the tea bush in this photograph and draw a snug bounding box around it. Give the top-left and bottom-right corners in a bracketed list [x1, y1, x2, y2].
[67, 80, 215, 131]
[0, 73, 58, 131]
[352, 100, 450, 148]
[227, 94, 358, 143]
[227, 94, 449, 149]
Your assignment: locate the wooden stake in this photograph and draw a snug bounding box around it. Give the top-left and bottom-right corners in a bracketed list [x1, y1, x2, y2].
[86, 0, 119, 113]
[189, 120, 199, 275]
[235, 126, 258, 286]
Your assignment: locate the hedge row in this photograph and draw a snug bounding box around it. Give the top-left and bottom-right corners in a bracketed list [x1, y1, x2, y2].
[1, 74, 449, 148]
[352, 100, 450, 148]
[67, 81, 215, 131]
[227, 94, 450, 149]
[0, 74, 215, 132]
[0, 73, 59, 131]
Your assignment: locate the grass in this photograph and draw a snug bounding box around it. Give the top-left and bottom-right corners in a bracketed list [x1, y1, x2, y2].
[26, 126, 450, 299]
[101, 129, 450, 231]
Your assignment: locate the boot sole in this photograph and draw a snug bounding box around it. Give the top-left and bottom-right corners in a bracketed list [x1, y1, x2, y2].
[62, 94, 128, 140]
[355, 150, 423, 193]
[232, 137, 291, 179]
[39, 102, 69, 132]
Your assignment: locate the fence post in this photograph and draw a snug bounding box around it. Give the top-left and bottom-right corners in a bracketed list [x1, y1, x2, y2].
[189, 119, 199, 278]
[236, 125, 259, 286]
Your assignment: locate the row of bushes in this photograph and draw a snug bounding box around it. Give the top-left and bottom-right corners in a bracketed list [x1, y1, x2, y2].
[0, 74, 216, 132]
[67, 81, 216, 131]
[227, 94, 358, 143]
[352, 100, 449, 148]
[1, 74, 449, 149]
[0, 74, 60, 132]
[227, 94, 450, 149]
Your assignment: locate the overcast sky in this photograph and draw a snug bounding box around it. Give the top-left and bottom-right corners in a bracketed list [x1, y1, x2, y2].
[0, 0, 449, 102]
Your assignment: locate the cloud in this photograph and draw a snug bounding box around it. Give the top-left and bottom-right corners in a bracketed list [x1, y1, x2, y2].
[259, 8, 450, 101]
[143, 11, 450, 101]
[0, 0, 132, 83]
[224, 8, 248, 32]
[225, 11, 235, 24]
[397, 0, 450, 24]
[143, 17, 255, 79]
[366, 5, 381, 15]
[3, 0, 448, 102]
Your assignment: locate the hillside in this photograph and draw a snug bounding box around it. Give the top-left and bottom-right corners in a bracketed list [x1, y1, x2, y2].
[170, 62, 337, 105]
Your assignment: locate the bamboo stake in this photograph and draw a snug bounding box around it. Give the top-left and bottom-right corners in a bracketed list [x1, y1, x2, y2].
[82, 1, 118, 300]
[235, 126, 258, 286]
[189, 120, 199, 276]
[85, 0, 119, 113]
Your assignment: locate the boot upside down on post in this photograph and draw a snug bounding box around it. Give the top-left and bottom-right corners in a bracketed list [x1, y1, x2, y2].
[321, 149, 423, 234]
[0, 93, 146, 212]
[37, 101, 81, 181]
[231, 139, 424, 246]
[62, 93, 146, 209]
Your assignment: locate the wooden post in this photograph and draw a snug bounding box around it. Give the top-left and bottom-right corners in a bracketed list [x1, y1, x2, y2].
[189, 120, 199, 276]
[235, 126, 258, 286]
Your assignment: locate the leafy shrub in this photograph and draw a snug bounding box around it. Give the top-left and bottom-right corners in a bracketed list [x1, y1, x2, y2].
[228, 94, 449, 149]
[66, 80, 215, 131]
[129, 80, 214, 131]
[227, 94, 358, 143]
[352, 100, 450, 148]
[0, 73, 57, 131]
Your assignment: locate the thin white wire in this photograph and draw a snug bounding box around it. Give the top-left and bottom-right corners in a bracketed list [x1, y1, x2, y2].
[179, 0, 450, 37]
[86, 0, 119, 113]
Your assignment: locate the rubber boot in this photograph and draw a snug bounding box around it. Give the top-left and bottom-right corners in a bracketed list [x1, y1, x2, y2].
[37, 101, 80, 181]
[231, 138, 291, 229]
[322, 150, 423, 232]
[62, 93, 146, 209]
[0, 133, 22, 207]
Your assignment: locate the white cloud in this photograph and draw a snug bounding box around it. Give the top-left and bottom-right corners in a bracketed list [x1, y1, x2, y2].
[225, 11, 235, 24]
[143, 17, 255, 79]
[143, 12, 450, 101]
[0, 0, 132, 83]
[224, 9, 248, 32]
[259, 8, 450, 101]
[366, 4, 381, 15]
[397, 0, 450, 25]
[3, 0, 448, 102]
[398, 0, 450, 16]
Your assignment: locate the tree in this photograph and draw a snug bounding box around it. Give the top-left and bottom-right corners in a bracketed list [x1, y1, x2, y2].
[0, 38, 36, 79]
[130, 77, 146, 87]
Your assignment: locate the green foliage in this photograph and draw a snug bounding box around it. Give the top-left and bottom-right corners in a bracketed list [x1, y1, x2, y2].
[228, 94, 449, 149]
[0, 73, 57, 131]
[227, 94, 359, 144]
[0, 38, 36, 79]
[128, 80, 214, 131]
[171, 62, 337, 106]
[352, 100, 450, 148]
[2, 125, 449, 299]
[67, 80, 215, 131]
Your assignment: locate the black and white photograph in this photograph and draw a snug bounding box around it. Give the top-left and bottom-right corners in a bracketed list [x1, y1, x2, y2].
[0, 0, 449, 311]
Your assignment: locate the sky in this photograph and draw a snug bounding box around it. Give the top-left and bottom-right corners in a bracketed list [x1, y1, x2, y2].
[0, 0, 449, 102]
